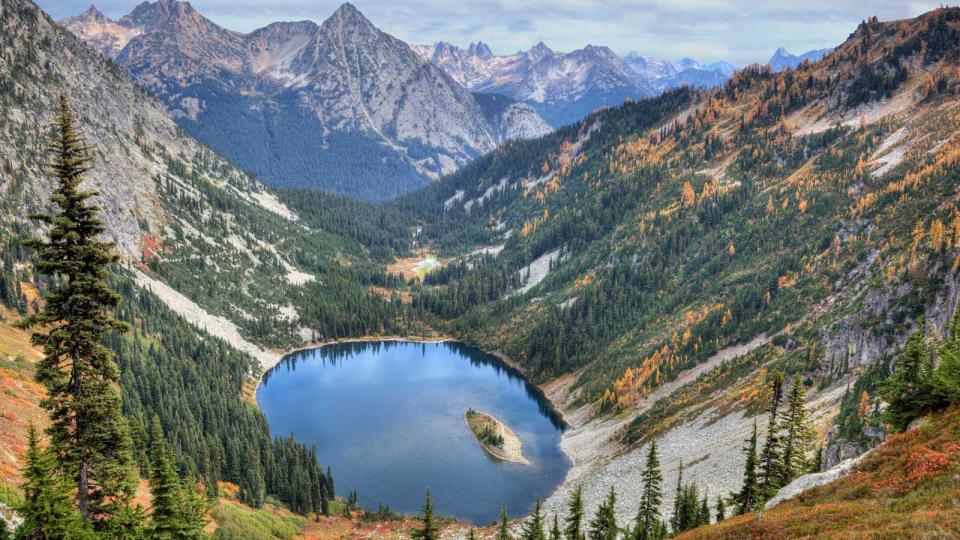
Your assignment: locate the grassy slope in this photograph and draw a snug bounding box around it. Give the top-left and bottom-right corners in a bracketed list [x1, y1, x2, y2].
[679, 406, 960, 539]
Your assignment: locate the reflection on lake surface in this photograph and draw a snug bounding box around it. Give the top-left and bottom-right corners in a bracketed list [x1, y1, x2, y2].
[257, 340, 569, 525]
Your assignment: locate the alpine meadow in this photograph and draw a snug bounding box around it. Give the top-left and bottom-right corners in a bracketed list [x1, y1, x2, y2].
[0, 0, 959, 538]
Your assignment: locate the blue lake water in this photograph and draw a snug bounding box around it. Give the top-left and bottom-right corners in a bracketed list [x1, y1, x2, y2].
[256, 340, 569, 525]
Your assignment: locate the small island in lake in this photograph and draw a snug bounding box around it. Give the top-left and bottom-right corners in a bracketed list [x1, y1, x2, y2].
[465, 408, 529, 465]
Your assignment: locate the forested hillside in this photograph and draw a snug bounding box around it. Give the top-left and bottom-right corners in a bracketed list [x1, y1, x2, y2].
[395, 8, 960, 409]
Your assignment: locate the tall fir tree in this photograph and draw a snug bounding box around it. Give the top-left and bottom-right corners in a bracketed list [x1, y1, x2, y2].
[179, 476, 211, 540]
[736, 420, 760, 515]
[588, 486, 617, 540]
[633, 440, 664, 540]
[412, 489, 438, 540]
[933, 307, 960, 406]
[148, 417, 186, 539]
[670, 460, 683, 533]
[672, 483, 701, 534]
[781, 374, 815, 484]
[521, 498, 547, 540]
[549, 515, 562, 540]
[17, 426, 92, 540]
[563, 485, 585, 540]
[698, 492, 710, 527]
[496, 504, 513, 540]
[326, 466, 335, 500]
[714, 496, 725, 522]
[16, 95, 137, 524]
[881, 322, 936, 430]
[759, 372, 785, 499]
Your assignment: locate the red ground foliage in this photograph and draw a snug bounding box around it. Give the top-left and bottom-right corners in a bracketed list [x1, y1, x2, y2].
[678, 406, 960, 539]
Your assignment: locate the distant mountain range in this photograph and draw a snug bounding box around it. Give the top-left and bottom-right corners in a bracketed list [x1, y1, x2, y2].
[63, 1, 551, 201]
[63, 1, 835, 200]
[412, 40, 659, 127]
[411, 41, 827, 128]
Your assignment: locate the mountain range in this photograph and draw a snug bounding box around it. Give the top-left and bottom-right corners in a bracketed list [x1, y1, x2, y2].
[411, 41, 746, 127]
[412, 40, 658, 127]
[62, 1, 834, 202]
[62, 1, 551, 201]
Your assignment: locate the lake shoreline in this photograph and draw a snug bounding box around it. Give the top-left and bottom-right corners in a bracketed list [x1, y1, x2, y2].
[264, 336, 569, 430]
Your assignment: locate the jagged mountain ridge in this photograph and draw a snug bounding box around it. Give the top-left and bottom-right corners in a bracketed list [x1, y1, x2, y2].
[414, 39, 740, 127]
[62, 1, 551, 201]
[415, 40, 659, 127]
[768, 46, 834, 71]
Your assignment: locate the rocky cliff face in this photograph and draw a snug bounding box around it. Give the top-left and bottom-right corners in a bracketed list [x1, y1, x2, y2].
[62, 1, 551, 201]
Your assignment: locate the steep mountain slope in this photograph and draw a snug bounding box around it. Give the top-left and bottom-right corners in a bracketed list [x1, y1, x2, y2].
[415, 41, 659, 127]
[63, 2, 550, 202]
[392, 7, 960, 523]
[2, 0, 405, 352]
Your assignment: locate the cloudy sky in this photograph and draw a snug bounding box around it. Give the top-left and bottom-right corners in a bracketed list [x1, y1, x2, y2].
[38, 0, 946, 65]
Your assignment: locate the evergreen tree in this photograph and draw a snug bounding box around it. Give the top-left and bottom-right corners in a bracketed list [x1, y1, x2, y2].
[736, 420, 760, 515]
[588, 487, 617, 540]
[496, 504, 513, 540]
[881, 323, 936, 430]
[17, 426, 91, 540]
[148, 417, 185, 539]
[101, 503, 146, 540]
[672, 483, 701, 534]
[326, 466, 336, 500]
[932, 308, 960, 408]
[670, 460, 683, 533]
[781, 374, 815, 484]
[16, 96, 137, 523]
[179, 476, 211, 540]
[521, 498, 547, 540]
[563, 485, 585, 540]
[468, 529, 477, 540]
[412, 489, 438, 540]
[698, 492, 710, 527]
[320, 478, 330, 516]
[633, 441, 663, 540]
[714, 497, 725, 522]
[549, 515, 562, 540]
[759, 373, 785, 499]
